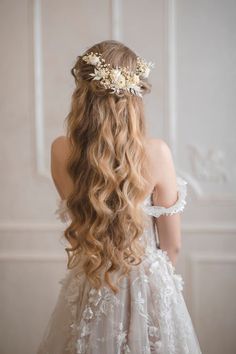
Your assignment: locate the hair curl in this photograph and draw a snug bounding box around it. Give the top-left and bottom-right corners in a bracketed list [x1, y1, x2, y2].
[64, 40, 152, 294]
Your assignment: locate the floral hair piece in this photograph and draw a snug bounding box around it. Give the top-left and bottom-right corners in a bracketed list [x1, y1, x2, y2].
[81, 52, 154, 97]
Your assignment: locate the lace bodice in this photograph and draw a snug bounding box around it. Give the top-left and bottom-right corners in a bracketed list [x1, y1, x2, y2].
[54, 176, 187, 224]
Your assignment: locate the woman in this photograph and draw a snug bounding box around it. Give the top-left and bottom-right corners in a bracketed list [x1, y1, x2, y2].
[37, 40, 202, 354]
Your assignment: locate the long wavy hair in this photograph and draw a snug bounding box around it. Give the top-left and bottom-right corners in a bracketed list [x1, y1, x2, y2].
[64, 40, 152, 294]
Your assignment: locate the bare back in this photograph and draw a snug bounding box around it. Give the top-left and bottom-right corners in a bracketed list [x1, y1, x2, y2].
[51, 135, 178, 206]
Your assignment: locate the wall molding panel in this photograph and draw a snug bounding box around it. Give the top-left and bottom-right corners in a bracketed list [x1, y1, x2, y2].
[32, 0, 48, 179]
[163, 1, 236, 203]
[163, 0, 178, 157]
[0, 221, 235, 233]
[32, 0, 123, 179]
[187, 253, 236, 328]
[110, 0, 122, 40]
[0, 253, 66, 262]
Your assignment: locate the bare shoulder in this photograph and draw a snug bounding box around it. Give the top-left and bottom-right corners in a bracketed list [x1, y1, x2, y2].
[51, 135, 71, 157]
[145, 137, 173, 162]
[144, 137, 176, 185]
[51, 135, 72, 183]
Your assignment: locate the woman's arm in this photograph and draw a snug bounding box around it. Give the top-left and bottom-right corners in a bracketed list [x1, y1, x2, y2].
[152, 139, 181, 266]
[51, 136, 79, 248]
[155, 214, 181, 266]
[51, 136, 74, 200]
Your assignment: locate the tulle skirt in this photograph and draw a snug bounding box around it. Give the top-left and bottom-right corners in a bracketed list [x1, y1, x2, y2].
[37, 247, 202, 354]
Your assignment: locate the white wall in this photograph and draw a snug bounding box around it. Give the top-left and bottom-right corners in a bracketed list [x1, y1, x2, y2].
[0, 1, 235, 353]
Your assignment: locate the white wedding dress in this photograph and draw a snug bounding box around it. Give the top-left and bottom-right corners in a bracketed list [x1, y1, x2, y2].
[37, 177, 203, 354]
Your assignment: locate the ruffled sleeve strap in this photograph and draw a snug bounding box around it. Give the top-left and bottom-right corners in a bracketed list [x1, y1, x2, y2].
[143, 176, 188, 218]
[54, 198, 71, 224]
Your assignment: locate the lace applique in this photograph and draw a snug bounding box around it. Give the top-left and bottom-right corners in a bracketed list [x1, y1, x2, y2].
[76, 287, 125, 353]
[61, 275, 84, 353]
[116, 322, 131, 353]
[63, 274, 163, 354]
[130, 271, 163, 353]
[147, 250, 193, 354]
[141, 176, 187, 218]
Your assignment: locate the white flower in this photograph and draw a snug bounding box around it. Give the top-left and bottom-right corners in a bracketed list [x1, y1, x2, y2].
[90, 68, 107, 81]
[89, 55, 100, 65]
[83, 53, 101, 66]
[116, 330, 127, 347]
[118, 74, 126, 88]
[141, 66, 150, 79]
[148, 325, 160, 337]
[124, 344, 131, 353]
[173, 273, 184, 292]
[88, 288, 102, 306]
[83, 306, 94, 320]
[110, 68, 122, 82]
[135, 291, 145, 305]
[81, 322, 91, 337]
[76, 339, 84, 353]
[154, 340, 162, 350]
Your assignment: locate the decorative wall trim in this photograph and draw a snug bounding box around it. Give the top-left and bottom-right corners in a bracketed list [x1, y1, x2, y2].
[32, 0, 123, 179]
[111, 0, 122, 40]
[163, 1, 236, 203]
[184, 144, 235, 202]
[188, 145, 229, 183]
[0, 253, 66, 262]
[0, 221, 235, 233]
[187, 253, 236, 329]
[0, 221, 62, 232]
[163, 1, 204, 198]
[164, 0, 177, 158]
[178, 168, 236, 202]
[33, 0, 49, 179]
[164, 1, 211, 200]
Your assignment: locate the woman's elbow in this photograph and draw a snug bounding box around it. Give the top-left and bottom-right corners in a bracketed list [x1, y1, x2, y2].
[174, 243, 181, 254]
[160, 241, 181, 254]
[165, 244, 181, 266]
[166, 244, 181, 262]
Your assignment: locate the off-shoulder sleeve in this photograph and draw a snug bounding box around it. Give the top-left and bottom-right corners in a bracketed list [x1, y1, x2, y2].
[54, 199, 71, 224]
[142, 176, 187, 218]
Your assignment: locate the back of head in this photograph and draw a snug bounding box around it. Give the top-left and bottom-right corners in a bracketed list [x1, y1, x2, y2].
[64, 40, 153, 293]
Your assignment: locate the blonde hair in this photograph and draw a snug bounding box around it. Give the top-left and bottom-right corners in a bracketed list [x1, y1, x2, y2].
[64, 40, 152, 293]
